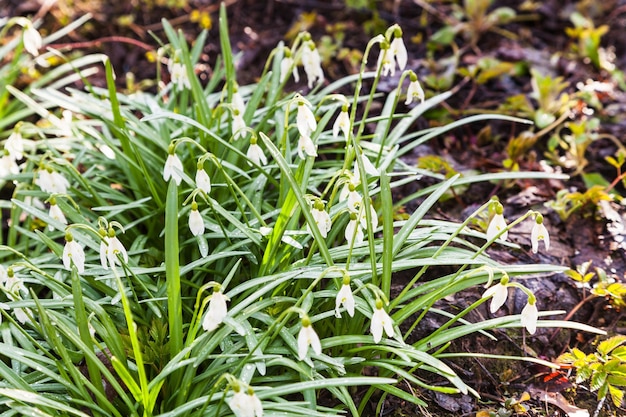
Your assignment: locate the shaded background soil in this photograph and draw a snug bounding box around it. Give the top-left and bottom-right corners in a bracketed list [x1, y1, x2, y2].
[3, 0, 626, 415]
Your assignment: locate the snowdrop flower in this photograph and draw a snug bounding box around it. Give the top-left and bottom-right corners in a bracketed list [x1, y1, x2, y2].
[359, 151, 379, 177]
[0, 153, 19, 178]
[188, 202, 205, 236]
[297, 135, 317, 160]
[296, 100, 317, 138]
[389, 33, 408, 72]
[301, 40, 324, 88]
[14, 307, 30, 325]
[335, 275, 355, 318]
[99, 227, 129, 269]
[63, 232, 85, 273]
[232, 109, 247, 141]
[2, 267, 26, 295]
[168, 60, 191, 90]
[202, 287, 229, 332]
[232, 87, 246, 115]
[36, 169, 70, 194]
[521, 298, 539, 334]
[195, 162, 211, 194]
[307, 199, 332, 238]
[247, 138, 267, 166]
[531, 214, 550, 253]
[5, 130, 24, 160]
[370, 299, 394, 343]
[228, 387, 263, 417]
[345, 212, 364, 244]
[486, 202, 508, 241]
[21, 20, 42, 57]
[163, 145, 183, 185]
[482, 278, 509, 313]
[341, 181, 362, 213]
[358, 200, 379, 232]
[280, 48, 299, 83]
[48, 199, 67, 231]
[333, 104, 351, 141]
[405, 71, 425, 105]
[297, 315, 322, 360]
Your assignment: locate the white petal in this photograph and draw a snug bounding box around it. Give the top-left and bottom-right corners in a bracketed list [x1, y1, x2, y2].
[483, 284, 508, 313]
[391, 37, 407, 71]
[202, 292, 228, 332]
[521, 302, 538, 334]
[297, 324, 322, 360]
[189, 209, 205, 236]
[164, 154, 184, 185]
[335, 284, 355, 318]
[486, 214, 508, 241]
[531, 222, 550, 253]
[195, 169, 212, 194]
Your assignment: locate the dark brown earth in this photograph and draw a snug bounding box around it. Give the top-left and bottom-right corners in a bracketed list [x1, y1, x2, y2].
[4, 0, 626, 415]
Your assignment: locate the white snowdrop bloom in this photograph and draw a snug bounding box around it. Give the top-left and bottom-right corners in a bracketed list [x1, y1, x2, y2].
[360, 152, 379, 177]
[346, 187, 362, 213]
[335, 280, 355, 318]
[297, 316, 322, 360]
[195, 166, 211, 194]
[168, 60, 191, 90]
[246, 142, 267, 166]
[36, 169, 69, 194]
[405, 73, 425, 105]
[358, 201, 378, 232]
[232, 110, 247, 141]
[280, 52, 299, 83]
[63, 235, 85, 274]
[22, 21, 42, 56]
[307, 200, 332, 238]
[531, 215, 550, 253]
[301, 41, 324, 88]
[333, 106, 351, 141]
[3, 268, 26, 295]
[389, 36, 407, 72]
[13, 307, 30, 325]
[297, 135, 317, 160]
[370, 301, 394, 343]
[228, 388, 263, 417]
[521, 301, 539, 334]
[202, 289, 229, 332]
[100, 230, 129, 269]
[0, 154, 19, 178]
[486, 202, 508, 241]
[48, 201, 67, 231]
[5, 131, 24, 160]
[232, 89, 246, 115]
[376, 43, 394, 77]
[163, 152, 184, 185]
[188, 203, 205, 236]
[345, 213, 364, 245]
[482, 282, 509, 313]
[296, 100, 317, 137]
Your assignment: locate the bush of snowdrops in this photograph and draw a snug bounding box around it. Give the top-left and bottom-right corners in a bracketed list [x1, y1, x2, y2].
[0, 6, 604, 417]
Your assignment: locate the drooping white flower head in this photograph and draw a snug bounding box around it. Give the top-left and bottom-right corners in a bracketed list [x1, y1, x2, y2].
[232, 110, 247, 141]
[195, 162, 212, 194]
[5, 130, 24, 161]
[389, 35, 407, 73]
[99, 227, 129, 270]
[531, 214, 550, 253]
[345, 212, 364, 245]
[48, 200, 67, 231]
[333, 105, 351, 141]
[188, 202, 205, 237]
[21, 20, 42, 57]
[520, 299, 539, 334]
[232, 87, 246, 115]
[301, 40, 324, 88]
[296, 100, 317, 138]
[163, 145, 183, 185]
[2, 267, 26, 295]
[247, 139, 267, 166]
[335, 276, 355, 318]
[280, 48, 299, 83]
[0, 154, 20, 178]
[376, 41, 394, 77]
[297, 315, 322, 360]
[307, 199, 332, 238]
[36, 168, 70, 194]
[370, 299, 394, 343]
[202, 287, 229, 332]
[168, 59, 191, 90]
[228, 387, 263, 417]
[482, 279, 509, 313]
[14, 307, 30, 325]
[297, 135, 317, 160]
[405, 71, 425, 105]
[63, 232, 85, 274]
[486, 202, 508, 241]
